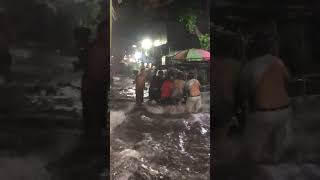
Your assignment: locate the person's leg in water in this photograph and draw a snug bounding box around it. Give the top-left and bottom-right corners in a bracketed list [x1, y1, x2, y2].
[244, 111, 276, 164]
[195, 96, 202, 112]
[136, 89, 141, 105]
[155, 89, 162, 103]
[160, 97, 167, 106]
[186, 97, 193, 113]
[244, 109, 292, 164]
[148, 88, 153, 102]
[136, 88, 144, 105]
[161, 98, 171, 109]
[168, 97, 176, 112]
[176, 97, 185, 112]
[186, 96, 198, 113]
[269, 108, 292, 163]
[149, 88, 157, 102]
[140, 88, 144, 103]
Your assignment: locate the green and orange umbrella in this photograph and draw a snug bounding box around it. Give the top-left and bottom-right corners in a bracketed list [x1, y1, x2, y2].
[173, 48, 210, 62]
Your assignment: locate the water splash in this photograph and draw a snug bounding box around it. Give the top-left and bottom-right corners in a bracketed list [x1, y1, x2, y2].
[110, 111, 126, 133]
[110, 76, 210, 180]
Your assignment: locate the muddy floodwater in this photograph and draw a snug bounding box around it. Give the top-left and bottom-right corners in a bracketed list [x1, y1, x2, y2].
[109, 76, 210, 180]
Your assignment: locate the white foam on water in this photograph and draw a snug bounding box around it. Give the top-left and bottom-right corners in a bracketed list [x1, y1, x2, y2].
[145, 105, 165, 114]
[115, 173, 133, 180]
[145, 104, 187, 115]
[144, 92, 210, 115]
[119, 149, 141, 159]
[110, 111, 126, 133]
[57, 86, 79, 99]
[189, 113, 210, 126]
[259, 164, 320, 180]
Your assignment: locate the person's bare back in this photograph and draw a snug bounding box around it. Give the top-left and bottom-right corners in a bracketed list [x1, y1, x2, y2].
[254, 56, 290, 109]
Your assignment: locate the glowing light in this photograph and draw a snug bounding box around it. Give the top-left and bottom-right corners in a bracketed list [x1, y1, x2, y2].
[153, 40, 161, 47]
[129, 58, 135, 62]
[134, 51, 142, 59]
[132, 44, 137, 48]
[161, 56, 166, 65]
[141, 39, 153, 50]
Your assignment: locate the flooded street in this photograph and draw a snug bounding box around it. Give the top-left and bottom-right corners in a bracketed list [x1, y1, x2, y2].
[0, 47, 86, 180]
[214, 95, 320, 180]
[110, 76, 210, 180]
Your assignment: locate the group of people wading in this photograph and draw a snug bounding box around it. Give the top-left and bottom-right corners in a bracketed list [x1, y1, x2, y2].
[134, 67, 202, 113]
[213, 32, 292, 164]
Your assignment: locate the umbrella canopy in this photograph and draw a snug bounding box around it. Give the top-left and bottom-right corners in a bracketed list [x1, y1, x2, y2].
[173, 48, 210, 61]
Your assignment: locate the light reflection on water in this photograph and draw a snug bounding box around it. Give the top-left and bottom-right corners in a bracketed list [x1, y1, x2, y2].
[110, 77, 210, 180]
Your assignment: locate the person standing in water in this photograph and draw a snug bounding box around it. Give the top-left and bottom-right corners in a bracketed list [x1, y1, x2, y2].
[172, 72, 186, 105]
[240, 32, 292, 164]
[160, 72, 175, 106]
[135, 68, 147, 105]
[185, 73, 202, 113]
[149, 70, 164, 103]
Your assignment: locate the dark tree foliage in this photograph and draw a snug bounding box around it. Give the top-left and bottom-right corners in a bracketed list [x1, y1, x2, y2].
[117, 0, 210, 50]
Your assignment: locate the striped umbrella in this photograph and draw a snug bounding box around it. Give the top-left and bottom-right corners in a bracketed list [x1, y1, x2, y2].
[173, 48, 210, 61]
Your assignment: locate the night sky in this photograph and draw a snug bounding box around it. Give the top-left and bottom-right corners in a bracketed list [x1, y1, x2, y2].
[111, 0, 209, 58]
[111, 0, 168, 58]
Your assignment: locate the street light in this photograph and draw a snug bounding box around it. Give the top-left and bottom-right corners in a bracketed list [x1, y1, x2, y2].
[141, 38, 152, 50]
[134, 51, 142, 59]
[132, 44, 137, 48]
[129, 58, 135, 62]
[153, 39, 161, 47]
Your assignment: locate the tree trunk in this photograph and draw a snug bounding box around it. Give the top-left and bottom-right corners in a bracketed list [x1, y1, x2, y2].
[193, 26, 203, 38]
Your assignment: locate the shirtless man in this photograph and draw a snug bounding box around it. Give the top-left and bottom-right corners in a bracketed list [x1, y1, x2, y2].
[185, 73, 202, 113]
[240, 32, 291, 163]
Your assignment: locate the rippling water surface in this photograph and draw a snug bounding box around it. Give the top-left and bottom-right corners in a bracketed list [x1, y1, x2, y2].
[110, 76, 210, 180]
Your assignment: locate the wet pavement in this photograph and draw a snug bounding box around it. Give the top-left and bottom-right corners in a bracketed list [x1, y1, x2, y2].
[214, 95, 320, 180]
[2, 47, 320, 180]
[110, 76, 210, 180]
[0, 47, 90, 179]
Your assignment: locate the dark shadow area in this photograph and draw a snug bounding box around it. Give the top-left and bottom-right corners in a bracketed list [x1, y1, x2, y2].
[213, 0, 320, 179]
[0, 0, 108, 179]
